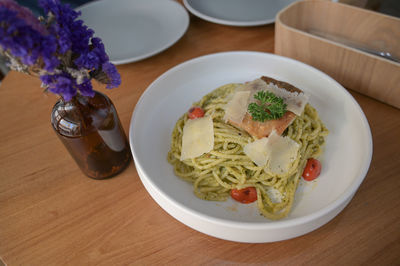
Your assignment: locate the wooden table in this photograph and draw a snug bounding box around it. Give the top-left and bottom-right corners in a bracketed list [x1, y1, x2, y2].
[1, 5, 399, 265]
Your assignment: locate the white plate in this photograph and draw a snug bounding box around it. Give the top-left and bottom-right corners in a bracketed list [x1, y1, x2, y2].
[129, 51, 372, 243]
[78, 0, 189, 65]
[183, 0, 298, 26]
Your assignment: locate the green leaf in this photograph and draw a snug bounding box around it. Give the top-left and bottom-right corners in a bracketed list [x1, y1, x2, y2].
[247, 91, 287, 122]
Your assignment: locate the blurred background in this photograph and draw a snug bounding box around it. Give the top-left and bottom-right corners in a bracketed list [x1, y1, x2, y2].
[0, 0, 399, 82]
[15, 0, 92, 16]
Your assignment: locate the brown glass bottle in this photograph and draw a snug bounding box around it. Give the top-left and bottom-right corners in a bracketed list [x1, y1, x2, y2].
[51, 91, 131, 179]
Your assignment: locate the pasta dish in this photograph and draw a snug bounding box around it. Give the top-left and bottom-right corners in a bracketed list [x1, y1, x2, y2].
[167, 76, 328, 220]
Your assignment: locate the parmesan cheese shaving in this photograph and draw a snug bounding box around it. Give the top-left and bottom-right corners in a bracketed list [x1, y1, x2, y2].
[246, 79, 309, 116]
[223, 90, 251, 124]
[243, 130, 300, 175]
[266, 187, 283, 203]
[180, 116, 214, 160]
[264, 130, 300, 175]
[243, 137, 269, 166]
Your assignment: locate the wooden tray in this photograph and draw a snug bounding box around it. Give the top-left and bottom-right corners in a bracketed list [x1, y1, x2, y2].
[275, 0, 400, 109]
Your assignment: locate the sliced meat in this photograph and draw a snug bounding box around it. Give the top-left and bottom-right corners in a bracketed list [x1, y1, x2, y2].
[227, 76, 304, 139]
[261, 76, 303, 94]
[229, 111, 296, 139]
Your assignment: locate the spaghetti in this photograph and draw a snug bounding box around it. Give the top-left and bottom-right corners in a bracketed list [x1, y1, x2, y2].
[167, 83, 328, 220]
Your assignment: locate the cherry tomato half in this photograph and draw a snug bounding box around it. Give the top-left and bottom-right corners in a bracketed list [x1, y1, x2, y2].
[302, 158, 322, 181]
[188, 107, 205, 119]
[230, 187, 257, 204]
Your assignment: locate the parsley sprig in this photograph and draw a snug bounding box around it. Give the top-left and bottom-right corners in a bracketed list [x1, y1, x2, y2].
[247, 91, 287, 122]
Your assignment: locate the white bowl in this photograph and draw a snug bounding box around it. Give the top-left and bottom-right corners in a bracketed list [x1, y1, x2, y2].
[129, 51, 373, 243]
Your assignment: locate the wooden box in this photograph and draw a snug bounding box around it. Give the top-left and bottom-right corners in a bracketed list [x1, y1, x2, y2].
[275, 0, 400, 108]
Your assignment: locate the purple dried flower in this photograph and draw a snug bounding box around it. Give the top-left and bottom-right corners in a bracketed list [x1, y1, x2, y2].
[74, 49, 101, 70]
[0, 1, 59, 71]
[1, 0, 121, 101]
[41, 71, 96, 100]
[42, 74, 77, 101]
[0, 0, 47, 34]
[76, 78, 95, 98]
[102, 62, 121, 89]
[91, 37, 109, 63]
[70, 20, 94, 55]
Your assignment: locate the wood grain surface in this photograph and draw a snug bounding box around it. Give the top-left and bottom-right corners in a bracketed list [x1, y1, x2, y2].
[275, 0, 400, 109]
[1, 2, 399, 265]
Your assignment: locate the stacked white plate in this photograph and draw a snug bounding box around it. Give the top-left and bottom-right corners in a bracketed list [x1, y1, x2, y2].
[78, 0, 189, 64]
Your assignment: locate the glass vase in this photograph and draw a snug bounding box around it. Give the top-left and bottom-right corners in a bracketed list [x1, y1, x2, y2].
[51, 90, 132, 179]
